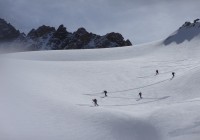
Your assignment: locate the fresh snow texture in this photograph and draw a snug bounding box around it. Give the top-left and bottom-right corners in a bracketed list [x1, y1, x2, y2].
[1, 34, 200, 140]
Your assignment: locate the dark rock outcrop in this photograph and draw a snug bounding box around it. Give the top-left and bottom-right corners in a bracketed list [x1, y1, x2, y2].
[0, 18, 20, 41]
[0, 18, 132, 51]
[106, 32, 132, 46]
[27, 25, 55, 39]
[164, 19, 200, 45]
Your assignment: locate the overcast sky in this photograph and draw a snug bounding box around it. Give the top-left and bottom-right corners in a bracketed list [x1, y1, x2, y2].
[0, 0, 200, 44]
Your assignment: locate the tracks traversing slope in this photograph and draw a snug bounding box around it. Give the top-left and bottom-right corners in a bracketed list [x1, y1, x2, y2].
[84, 61, 200, 97]
[138, 64, 200, 79]
[83, 78, 171, 96]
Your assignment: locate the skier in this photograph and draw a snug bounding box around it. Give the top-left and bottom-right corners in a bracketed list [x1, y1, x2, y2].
[139, 92, 142, 99]
[171, 72, 175, 79]
[155, 70, 159, 75]
[103, 90, 108, 97]
[92, 99, 99, 106]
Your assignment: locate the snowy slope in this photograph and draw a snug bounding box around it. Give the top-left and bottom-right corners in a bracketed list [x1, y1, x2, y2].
[164, 21, 200, 45]
[1, 26, 200, 140]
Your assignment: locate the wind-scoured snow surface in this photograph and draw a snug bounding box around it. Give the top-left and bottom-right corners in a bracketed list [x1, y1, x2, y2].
[1, 35, 200, 140]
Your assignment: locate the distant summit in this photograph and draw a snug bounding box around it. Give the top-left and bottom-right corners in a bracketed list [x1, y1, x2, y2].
[0, 18, 20, 41]
[164, 19, 200, 45]
[0, 18, 132, 51]
[27, 25, 132, 50]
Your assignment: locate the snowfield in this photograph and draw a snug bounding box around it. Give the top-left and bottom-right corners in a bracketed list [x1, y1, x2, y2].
[1, 29, 200, 140]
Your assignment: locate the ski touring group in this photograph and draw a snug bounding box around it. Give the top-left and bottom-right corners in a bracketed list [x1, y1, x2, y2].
[92, 70, 175, 106]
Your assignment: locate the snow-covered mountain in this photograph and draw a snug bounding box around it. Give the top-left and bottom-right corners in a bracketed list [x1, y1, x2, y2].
[164, 19, 200, 45]
[1, 19, 200, 140]
[0, 18, 132, 51]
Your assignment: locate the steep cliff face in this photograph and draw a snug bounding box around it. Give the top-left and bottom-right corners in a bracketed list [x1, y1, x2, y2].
[0, 18, 132, 51]
[0, 18, 20, 41]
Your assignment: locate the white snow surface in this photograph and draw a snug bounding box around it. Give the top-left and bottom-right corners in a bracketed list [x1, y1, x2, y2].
[1, 36, 200, 140]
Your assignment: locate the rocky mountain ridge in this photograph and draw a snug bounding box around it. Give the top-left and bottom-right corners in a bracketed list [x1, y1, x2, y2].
[164, 19, 200, 45]
[0, 18, 132, 51]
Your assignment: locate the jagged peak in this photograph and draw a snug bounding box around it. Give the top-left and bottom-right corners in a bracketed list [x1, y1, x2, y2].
[179, 19, 200, 29]
[27, 25, 55, 39]
[0, 18, 20, 41]
[75, 27, 88, 34]
[164, 18, 200, 45]
[57, 24, 67, 32]
[0, 18, 132, 50]
[52, 24, 68, 41]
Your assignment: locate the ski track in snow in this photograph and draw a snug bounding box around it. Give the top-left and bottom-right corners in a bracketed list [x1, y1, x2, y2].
[2, 38, 200, 140]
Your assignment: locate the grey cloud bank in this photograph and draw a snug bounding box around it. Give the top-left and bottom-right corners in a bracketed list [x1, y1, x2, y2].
[0, 0, 200, 44]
